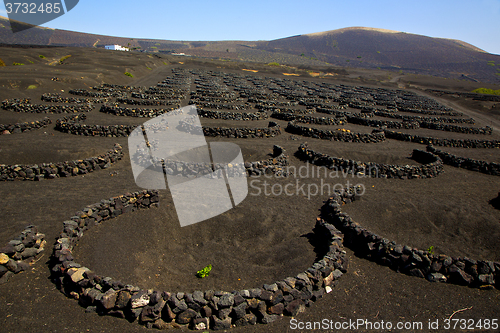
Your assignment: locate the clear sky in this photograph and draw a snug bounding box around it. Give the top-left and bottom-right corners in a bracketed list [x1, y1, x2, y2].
[1, 0, 499, 55]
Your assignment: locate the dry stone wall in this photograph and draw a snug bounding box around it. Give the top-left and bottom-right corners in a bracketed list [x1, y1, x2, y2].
[384, 130, 500, 148]
[0, 226, 46, 284]
[256, 105, 314, 114]
[69, 89, 127, 99]
[2, 99, 94, 113]
[426, 145, 500, 176]
[271, 112, 346, 125]
[348, 116, 491, 134]
[179, 119, 282, 138]
[41, 93, 109, 104]
[55, 114, 135, 137]
[0, 144, 123, 181]
[99, 105, 176, 118]
[371, 110, 474, 124]
[197, 109, 269, 121]
[116, 98, 181, 107]
[192, 101, 251, 110]
[1, 66, 498, 331]
[296, 143, 444, 179]
[0, 118, 52, 135]
[131, 144, 289, 178]
[427, 89, 500, 102]
[322, 188, 499, 290]
[346, 116, 421, 130]
[50, 190, 348, 330]
[286, 121, 386, 143]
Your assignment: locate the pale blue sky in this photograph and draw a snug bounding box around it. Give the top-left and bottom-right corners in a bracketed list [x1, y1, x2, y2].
[1, 0, 500, 54]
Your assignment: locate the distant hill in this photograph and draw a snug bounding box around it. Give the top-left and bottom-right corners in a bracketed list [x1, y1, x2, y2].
[1, 16, 499, 83]
[253, 27, 500, 83]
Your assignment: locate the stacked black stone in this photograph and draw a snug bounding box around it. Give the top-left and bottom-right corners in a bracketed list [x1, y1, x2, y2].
[271, 112, 346, 126]
[322, 188, 499, 290]
[249, 99, 298, 106]
[192, 101, 251, 110]
[420, 122, 492, 135]
[427, 89, 500, 102]
[50, 190, 348, 330]
[55, 115, 135, 137]
[1, 99, 94, 113]
[427, 145, 500, 176]
[0, 144, 123, 181]
[286, 121, 386, 143]
[346, 116, 420, 130]
[197, 109, 269, 121]
[115, 98, 181, 107]
[179, 119, 282, 138]
[384, 130, 500, 148]
[99, 105, 175, 118]
[0, 118, 52, 135]
[41, 93, 108, 104]
[372, 110, 473, 124]
[69, 89, 126, 99]
[0, 226, 45, 284]
[296, 143, 443, 179]
[256, 105, 314, 115]
[132, 144, 289, 178]
[245, 145, 290, 177]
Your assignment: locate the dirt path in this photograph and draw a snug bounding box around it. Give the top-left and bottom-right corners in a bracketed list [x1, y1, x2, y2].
[413, 89, 500, 131]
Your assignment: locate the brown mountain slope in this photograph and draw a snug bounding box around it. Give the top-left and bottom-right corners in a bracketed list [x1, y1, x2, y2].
[254, 27, 500, 83]
[1, 17, 499, 83]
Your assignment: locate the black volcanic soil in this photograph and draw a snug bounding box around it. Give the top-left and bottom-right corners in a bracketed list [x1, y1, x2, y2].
[0, 47, 499, 333]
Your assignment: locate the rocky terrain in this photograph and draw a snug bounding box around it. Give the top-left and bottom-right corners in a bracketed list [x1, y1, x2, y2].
[0, 46, 499, 332]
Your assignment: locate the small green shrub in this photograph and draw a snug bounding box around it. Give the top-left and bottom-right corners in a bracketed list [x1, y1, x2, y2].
[426, 246, 435, 255]
[472, 88, 500, 95]
[0, 58, 5, 66]
[267, 62, 280, 67]
[39, 55, 45, 59]
[196, 264, 212, 278]
[27, 85, 37, 90]
[13, 62, 25, 66]
[124, 72, 134, 77]
[146, 67, 152, 70]
[59, 55, 72, 64]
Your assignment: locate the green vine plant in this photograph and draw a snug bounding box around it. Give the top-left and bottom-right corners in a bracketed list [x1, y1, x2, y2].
[196, 264, 212, 278]
[426, 245, 435, 255]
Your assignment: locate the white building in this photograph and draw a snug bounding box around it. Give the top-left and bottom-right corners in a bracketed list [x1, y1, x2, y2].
[105, 45, 129, 51]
